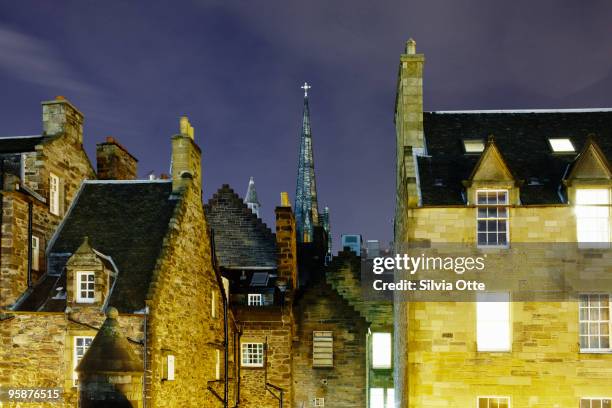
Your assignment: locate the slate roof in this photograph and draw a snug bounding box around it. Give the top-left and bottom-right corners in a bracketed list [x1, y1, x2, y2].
[0, 135, 45, 154]
[204, 184, 277, 269]
[16, 180, 179, 312]
[419, 110, 612, 205]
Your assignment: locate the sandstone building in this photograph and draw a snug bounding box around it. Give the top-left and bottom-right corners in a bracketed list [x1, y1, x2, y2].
[393, 39, 612, 407]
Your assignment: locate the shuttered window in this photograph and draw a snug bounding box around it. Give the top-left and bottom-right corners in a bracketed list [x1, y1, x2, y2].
[312, 331, 333, 367]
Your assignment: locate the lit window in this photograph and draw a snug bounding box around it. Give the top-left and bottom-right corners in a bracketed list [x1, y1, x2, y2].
[162, 355, 175, 380]
[463, 139, 485, 153]
[478, 396, 510, 408]
[241, 343, 264, 367]
[372, 332, 392, 369]
[477, 292, 511, 352]
[31, 236, 40, 271]
[49, 173, 61, 215]
[312, 331, 333, 367]
[370, 388, 395, 408]
[313, 398, 325, 407]
[581, 398, 612, 408]
[76, 271, 95, 303]
[549, 138, 575, 153]
[576, 189, 610, 247]
[476, 190, 509, 247]
[73, 336, 93, 385]
[212, 291, 217, 319]
[579, 294, 610, 352]
[247, 293, 263, 306]
[215, 349, 221, 380]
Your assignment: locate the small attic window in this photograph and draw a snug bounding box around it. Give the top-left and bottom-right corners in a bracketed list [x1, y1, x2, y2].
[250, 272, 269, 286]
[548, 138, 575, 153]
[463, 139, 485, 154]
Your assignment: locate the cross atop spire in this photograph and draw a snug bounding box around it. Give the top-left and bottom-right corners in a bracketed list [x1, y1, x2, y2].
[301, 82, 311, 97]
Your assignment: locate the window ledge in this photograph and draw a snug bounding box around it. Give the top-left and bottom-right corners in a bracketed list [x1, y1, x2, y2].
[579, 350, 612, 354]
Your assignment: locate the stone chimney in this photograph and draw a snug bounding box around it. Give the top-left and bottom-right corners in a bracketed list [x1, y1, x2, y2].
[77, 307, 144, 408]
[171, 116, 201, 194]
[96, 137, 138, 180]
[275, 192, 298, 289]
[42, 96, 84, 143]
[395, 38, 425, 209]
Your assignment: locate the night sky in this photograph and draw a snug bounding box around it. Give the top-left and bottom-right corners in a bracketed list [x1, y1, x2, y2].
[1, 1, 611, 251]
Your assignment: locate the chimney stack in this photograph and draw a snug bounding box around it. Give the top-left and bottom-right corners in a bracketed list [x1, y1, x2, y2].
[171, 116, 201, 194]
[275, 192, 298, 288]
[96, 137, 138, 180]
[42, 96, 84, 143]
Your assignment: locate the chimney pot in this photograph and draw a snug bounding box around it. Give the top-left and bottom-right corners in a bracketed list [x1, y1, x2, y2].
[406, 38, 417, 55]
[55, 95, 65, 100]
[280, 192, 291, 207]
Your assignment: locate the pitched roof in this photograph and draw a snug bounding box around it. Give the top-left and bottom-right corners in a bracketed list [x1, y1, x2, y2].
[17, 180, 179, 312]
[204, 184, 277, 269]
[419, 110, 612, 205]
[0, 135, 45, 153]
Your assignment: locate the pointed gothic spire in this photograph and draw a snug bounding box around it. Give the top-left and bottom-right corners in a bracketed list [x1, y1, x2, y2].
[295, 82, 320, 243]
[245, 176, 261, 218]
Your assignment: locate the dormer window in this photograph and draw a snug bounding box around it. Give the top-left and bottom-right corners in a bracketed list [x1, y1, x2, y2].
[463, 139, 485, 154]
[76, 271, 95, 303]
[476, 190, 509, 247]
[548, 138, 575, 153]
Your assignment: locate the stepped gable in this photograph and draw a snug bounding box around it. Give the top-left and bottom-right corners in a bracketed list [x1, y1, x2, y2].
[419, 110, 612, 205]
[204, 184, 277, 269]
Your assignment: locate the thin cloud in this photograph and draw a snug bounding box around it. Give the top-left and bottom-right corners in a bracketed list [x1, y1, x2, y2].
[0, 25, 98, 95]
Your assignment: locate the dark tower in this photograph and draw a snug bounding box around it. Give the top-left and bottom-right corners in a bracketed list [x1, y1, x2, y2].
[294, 82, 320, 243]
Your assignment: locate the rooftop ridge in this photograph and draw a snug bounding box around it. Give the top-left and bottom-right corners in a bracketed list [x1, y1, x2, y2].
[0, 134, 43, 139]
[429, 108, 612, 114]
[83, 179, 172, 184]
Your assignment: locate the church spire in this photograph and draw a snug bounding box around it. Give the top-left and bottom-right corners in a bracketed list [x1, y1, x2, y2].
[295, 82, 320, 243]
[244, 176, 261, 218]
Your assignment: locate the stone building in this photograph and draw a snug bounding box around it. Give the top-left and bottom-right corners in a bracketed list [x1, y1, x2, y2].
[393, 39, 612, 407]
[1, 104, 235, 407]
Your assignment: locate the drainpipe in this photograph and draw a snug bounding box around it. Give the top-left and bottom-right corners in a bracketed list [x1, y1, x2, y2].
[27, 201, 33, 288]
[143, 305, 149, 408]
[223, 289, 229, 408]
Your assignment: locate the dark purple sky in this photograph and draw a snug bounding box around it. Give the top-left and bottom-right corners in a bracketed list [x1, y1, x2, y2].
[1, 1, 611, 251]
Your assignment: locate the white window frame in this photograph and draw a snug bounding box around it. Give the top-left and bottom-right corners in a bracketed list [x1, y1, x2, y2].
[369, 388, 394, 408]
[247, 293, 263, 306]
[241, 342, 264, 367]
[313, 397, 325, 407]
[476, 292, 511, 352]
[477, 396, 511, 408]
[76, 271, 96, 303]
[575, 189, 611, 248]
[463, 139, 485, 154]
[73, 336, 94, 385]
[31, 235, 40, 271]
[49, 172, 61, 216]
[579, 294, 611, 353]
[371, 332, 392, 369]
[580, 398, 612, 408]
[476, 190, 509, 248]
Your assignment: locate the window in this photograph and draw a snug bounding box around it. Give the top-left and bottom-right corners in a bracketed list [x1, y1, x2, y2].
[250, 272, 269, 286]
[576, 189, 610, 247]
[162, 354, 175, 380]
[370, 388, 394, 408]
[76, 271, 95, 303]
[49, 173, 61, 215]
[73, 336, 93, 385]
[247, 293, 263, 306]
[215, 349, 221, 380]
[212, 291, 217, 319]
[463, 139, 485, 153]
[313, 398, 325, 407]
[312, 331, 333, 367]
[579, 294, 610, 351]
[478, 397, 510, 408]
[548, 138, 575, 153]
[241, 342, 264, 367]
[477, 292, 511, 352]
[581, 398, 612, 408]
[31, 236, 40, 271]
[476, 190, 509, 247]
[372, 332, 392, 369]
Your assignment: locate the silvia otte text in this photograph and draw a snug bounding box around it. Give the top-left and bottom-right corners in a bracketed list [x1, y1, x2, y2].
[373, 279, 486, 291]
